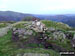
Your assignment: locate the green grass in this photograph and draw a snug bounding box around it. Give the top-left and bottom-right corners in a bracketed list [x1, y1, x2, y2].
[0, 23, 7, 28]
[14, 23, 25, 28]
[46, 39, 74, 51]
[13, 21, 32, 28]
[0, 30, 13, 56]
[0, 30, 60, 56]
[0, 48, 60, 56]
[12, 48, 60, 56]
[41, 20, 71, 30]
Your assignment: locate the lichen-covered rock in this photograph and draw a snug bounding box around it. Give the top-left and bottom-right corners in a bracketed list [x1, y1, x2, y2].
[48, 27, 56, 31]
[73, 34, 75, 39]
[53, 31, 66, 41]
[0, 27, 11, 37]
[65, 32, 73, 39]
[71, 39, 75, 48]
[24, 30, 33, 35]
[12, 27, 34, 41]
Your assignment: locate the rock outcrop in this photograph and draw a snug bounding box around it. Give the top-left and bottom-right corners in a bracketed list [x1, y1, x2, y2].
[16, 53, 49, 56]
[11, 21, 75, 52]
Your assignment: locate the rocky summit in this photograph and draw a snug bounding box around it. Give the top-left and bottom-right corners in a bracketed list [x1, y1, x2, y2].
[12, 20, 75, 50]
[0, 20, 75, 56]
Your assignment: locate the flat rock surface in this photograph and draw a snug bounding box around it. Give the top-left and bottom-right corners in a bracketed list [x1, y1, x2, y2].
[17, 53, 50, 56]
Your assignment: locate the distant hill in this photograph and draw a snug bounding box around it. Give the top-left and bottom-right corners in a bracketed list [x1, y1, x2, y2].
[0, 11, 32, 21]
[0, 11, 75, 27]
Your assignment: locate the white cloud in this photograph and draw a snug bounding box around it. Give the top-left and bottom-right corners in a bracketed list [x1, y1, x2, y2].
[39, 0, 75, 11]
[0, 0, 75, 14]
[0, 0, 9, 10]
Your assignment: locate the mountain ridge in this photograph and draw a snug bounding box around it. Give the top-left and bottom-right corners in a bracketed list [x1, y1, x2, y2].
[0, 11, 75, 27]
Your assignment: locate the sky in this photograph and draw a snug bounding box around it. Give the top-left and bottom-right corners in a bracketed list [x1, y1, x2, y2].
[0, 0, 75, 14]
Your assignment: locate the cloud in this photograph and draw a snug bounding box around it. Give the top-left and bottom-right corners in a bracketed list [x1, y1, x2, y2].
[0, 0, 9, 10]
[0, 0, 75, 14]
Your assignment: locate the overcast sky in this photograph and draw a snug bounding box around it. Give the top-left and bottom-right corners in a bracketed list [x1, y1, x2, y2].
[0, 0, 75, 14]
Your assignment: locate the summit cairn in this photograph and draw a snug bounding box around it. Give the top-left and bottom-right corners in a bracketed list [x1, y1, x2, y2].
[31, 19, 47, 32]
